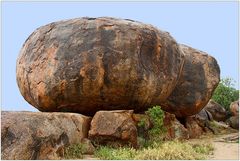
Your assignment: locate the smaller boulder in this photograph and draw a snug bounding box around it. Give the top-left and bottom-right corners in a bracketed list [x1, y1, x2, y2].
[227, 116, 239, 130]
[81, 138, 95, 155]
[230, 100, 239, 116]
[163, 112, 189, 140]
[1, 112, 91, 160]
[204, 100, 227, 122]
[88, 110, 138, 148]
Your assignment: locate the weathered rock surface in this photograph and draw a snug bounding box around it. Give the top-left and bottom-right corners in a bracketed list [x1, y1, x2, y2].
[161, 44, 220, 117]
[80, 138, 95, 155]
[16, 17, 184, 115]
[185, 116, 205, 138]
[204, 100, 227, 122]
[88, 110, 138, 148]
[163, 112, 189, 140]
[230, 100, 239, 116]
[227, 116, 239, 130]
[132, 113, 152, 139]
[1, 111, 91, 160]
[196, 108, 213, 121]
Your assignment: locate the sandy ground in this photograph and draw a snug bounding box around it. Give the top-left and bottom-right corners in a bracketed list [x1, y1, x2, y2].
[208, 133, 239, 160]
[189, 132, 239, 160]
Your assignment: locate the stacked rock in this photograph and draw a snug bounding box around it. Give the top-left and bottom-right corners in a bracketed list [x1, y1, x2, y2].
[16, 17, 220, 117]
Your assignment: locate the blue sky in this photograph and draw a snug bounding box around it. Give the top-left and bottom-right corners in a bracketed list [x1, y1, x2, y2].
[2, 2, 238, 111]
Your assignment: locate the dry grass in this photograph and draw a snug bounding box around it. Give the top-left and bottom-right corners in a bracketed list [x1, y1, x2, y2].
[94, 140, 214, 160]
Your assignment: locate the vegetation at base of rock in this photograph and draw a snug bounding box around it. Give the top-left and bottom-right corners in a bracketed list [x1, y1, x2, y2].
[94, 146, 137, 160]
[64, 143, 85, 159]
[94, 140, 214, 160]
[212, 78, 239, 111]
[192, 143, 214, 154]
[145, 105, 166, 137]
[94, 106, 214, 160]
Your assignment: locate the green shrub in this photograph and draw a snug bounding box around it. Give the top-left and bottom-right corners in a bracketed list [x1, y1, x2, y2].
[137, 118, 146, 129]
[146, 105, 166, 137]
[64, 143, 85, 159]
[212, 78, 239, 110]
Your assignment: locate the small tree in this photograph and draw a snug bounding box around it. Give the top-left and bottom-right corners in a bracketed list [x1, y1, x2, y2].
[212, 78, 239, 111]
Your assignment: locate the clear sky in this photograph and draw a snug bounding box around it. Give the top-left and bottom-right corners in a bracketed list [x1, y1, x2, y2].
[2, 1, 239, 112]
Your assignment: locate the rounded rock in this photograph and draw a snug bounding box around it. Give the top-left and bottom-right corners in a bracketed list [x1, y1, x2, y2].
[16, 17, 184, 115]
[161, 44, 220, 117]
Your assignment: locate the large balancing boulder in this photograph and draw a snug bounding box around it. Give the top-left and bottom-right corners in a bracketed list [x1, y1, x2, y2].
[161, 44, 220, 117]
[16, 17, 184, 115]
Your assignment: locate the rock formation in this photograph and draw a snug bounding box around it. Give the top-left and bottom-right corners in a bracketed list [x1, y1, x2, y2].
[16, 17, 220, 117]
[2, 110, 236, 159]
[1, 112, 91, 160]
[16, 17, 184, 116]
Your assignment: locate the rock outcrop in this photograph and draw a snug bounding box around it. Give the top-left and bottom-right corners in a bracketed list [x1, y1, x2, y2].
[161, 45, 220, 117]
[88, 110, 138, 148]
[1, 112, 91, 160]
[16, 17, 185, 116]
[204, 100, 227, 122]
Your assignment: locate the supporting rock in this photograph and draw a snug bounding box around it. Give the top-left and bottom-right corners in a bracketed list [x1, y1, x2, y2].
[88, 110, 138, 148]
[163, 112, 189, 140]
[1, 112, 91, 160]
